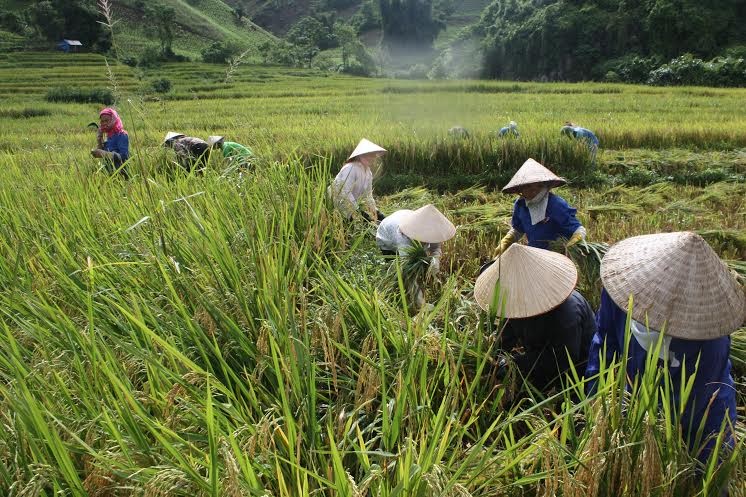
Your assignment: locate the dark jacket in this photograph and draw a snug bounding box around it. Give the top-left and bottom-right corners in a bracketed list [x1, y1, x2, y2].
[171, 136, 209, 171]
[501, 290, 596, 390]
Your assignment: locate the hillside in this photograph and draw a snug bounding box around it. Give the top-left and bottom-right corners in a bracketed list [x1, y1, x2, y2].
[0, 0, 277, 59]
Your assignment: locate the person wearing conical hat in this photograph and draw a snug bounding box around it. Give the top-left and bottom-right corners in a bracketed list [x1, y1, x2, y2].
[495, 158, 586, 256]
[560, 122, 599, 163]
[207, 136, 254, 166]
[328, 138, 387, 222]
[377, 204, 456, 309]
[376, 204, 456, 269]
[498, 121, 519, 138]
[475, 244, 596, 390]
[163, 132, 210, 173]
[585, 232, 745, 464]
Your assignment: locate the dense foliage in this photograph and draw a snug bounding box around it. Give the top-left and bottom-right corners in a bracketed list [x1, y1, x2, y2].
[476, 0, 746, 83]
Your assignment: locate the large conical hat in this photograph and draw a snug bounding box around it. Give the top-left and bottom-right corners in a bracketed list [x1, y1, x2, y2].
[601, 232, 745, 339]
[502, 158, 567, 194]
[163, 131, 185, 144]
[474, 244, 578, 318]
[399, 204, 456, 243]
[348, 138, 387, 160]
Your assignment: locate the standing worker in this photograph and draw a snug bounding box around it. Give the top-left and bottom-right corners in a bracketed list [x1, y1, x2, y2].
[376, 204, 456, 309]
[328, 138, 386, 222]
[585, 232, 745, 465]
[91, 107, 129, 178]
[495, 158, 586, 255]
[207, 135, 254, 167]
[561, 122, 599, 162]
[475, 244, 596, 391]
[163, 132, 210, 173]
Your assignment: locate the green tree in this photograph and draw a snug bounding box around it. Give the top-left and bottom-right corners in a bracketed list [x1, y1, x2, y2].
[145, 3, 175, 55]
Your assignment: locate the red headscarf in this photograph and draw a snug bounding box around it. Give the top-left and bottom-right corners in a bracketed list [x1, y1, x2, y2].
[99, 107, 127, 138]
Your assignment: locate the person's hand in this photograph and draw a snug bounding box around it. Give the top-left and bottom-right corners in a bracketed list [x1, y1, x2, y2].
[494, 354, 511, 380]
[91, 148, 103, 158]
[565, 231, 583, 249]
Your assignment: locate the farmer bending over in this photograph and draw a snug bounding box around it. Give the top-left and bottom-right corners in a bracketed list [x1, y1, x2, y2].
[163, 132, 210, 173]
[91, 107, 129, 178]
[560, 122, 599, 162]
[376, 204, 456, 309]
[585, 232, 744, 468]
[498, 121, 519, 138]
[207, 135, 254, 167]
[328, 138, 386, 222]
[475, 244, 596, 391]
[495, 158, 586, 255]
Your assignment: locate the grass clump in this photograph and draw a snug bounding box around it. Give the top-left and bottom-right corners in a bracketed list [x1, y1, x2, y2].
[46, 86, 114, 104]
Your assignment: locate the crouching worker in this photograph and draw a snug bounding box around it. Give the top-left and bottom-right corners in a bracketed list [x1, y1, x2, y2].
[560, 122, 599, 163]
[376, 204, 456, 309]
[496, 158, 586, 255]
[498, 121, 519, 138]
[328, 138, 386, 222]
[585, 232, 744, 467]
[91, 107, 129, 178]
[475, 244, 596, 392]
[207, 135, 254, 168]
[163, 132, 210, 173]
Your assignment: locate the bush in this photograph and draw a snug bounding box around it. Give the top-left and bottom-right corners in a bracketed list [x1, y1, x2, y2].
[647, 54, 746, 87]
[594, 55, 662, 84]
[0, 108, 52, 119]
[138, 46, 163, 68]
[150, 78, 172, 93]
[201, 42, 236, 64]
[46, 87, 114, 105]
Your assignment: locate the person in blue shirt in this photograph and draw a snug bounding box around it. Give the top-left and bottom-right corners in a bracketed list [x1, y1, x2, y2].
[585, 232, 745, 465]
[560, 122, 599, 163]
[498, 121, 519, 138]
[494, 158, 586, 255]
[91, 107, 129, 179]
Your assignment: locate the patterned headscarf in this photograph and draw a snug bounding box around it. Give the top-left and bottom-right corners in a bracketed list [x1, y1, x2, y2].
[99, 107, 126, 138]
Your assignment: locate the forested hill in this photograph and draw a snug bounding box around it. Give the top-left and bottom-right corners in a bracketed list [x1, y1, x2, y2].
[1, 0, 745, 84]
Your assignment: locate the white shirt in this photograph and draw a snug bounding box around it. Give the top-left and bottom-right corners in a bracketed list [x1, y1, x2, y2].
[328, 160, 376, 218]
[376, 209, 442, 257]
[631, 320, 680, 367]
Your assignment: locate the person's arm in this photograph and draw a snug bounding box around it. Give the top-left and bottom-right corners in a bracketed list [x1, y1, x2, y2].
[107, 133, 129, 159]
[550, 195, 583, 242]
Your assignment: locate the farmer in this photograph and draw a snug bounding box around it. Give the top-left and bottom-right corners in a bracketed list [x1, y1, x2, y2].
[560, 122, 599, 162]
[585, 232, 745, 465]
[328, 138, 386, 222]
[448, 126, 470, 138]
[475, 244, 596, 391]
[498, 121, 519, 138]
[376, 204, 456, 309]
[91, 107, 129, 178]
[495, 158, 586, 255]
[207, 135, 254, 167]
[163, 132, 210, 173]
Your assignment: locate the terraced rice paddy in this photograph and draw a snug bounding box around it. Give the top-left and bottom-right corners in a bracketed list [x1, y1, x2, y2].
[0, 52, 744, 496]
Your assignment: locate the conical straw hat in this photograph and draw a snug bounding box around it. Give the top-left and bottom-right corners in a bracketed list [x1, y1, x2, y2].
[207, 135, 224, 146]
[163, 131, 185, 144]
[502, 158, 567, 194]
[601, 232, 745, 339]
[399, 204, 456, 243]
[474, 244, 578, 318]
[348, 138, 387, 160]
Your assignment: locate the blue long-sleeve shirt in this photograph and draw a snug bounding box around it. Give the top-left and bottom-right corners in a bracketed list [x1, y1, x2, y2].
[498, 126, 519, 137]
[103, 132, 129, 161]
[585, 290, 737, 463]
[511, 193, 582, 249]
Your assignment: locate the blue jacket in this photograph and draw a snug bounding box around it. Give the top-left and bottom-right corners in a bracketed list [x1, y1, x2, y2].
[498, 126, 519, 137]
[511, 193, 582, 249]
[585, 290, 737, 462]
[104, 132, 129, 161]
[563, 126, 599, 147]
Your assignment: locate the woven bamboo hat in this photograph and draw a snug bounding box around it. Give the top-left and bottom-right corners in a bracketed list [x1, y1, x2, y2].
[399, 204, 456, 243]
[474, 244, 578, 318]
[502, 158, 567, 194]
[348, 138, 387, 160]
[163, 131, 185, 144]
[601, 231, 746, 339]
[207, 135, 224, 147]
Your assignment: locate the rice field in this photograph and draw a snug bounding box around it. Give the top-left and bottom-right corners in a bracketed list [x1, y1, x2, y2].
[0, 52, 744, 496]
